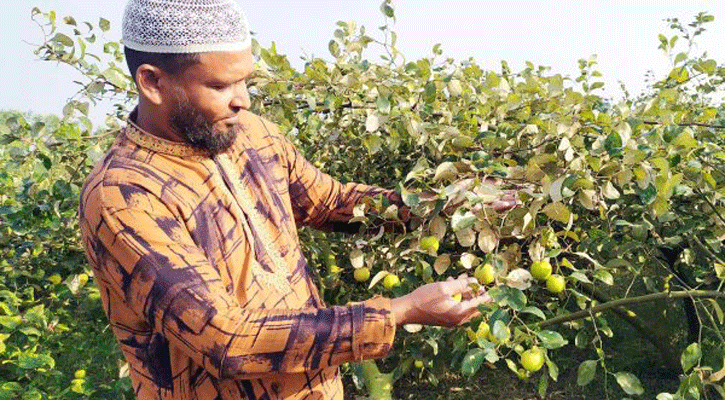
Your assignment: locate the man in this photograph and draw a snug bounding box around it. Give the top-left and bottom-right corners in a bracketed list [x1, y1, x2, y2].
[79, 1, 503, 399]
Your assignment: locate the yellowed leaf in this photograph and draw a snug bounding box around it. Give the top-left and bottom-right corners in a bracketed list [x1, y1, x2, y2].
[350, 249, 364, 269]
[456, 227, 476, 247]
[477, 227, 498, 253]
[543, 202, 571, 224]
[434, 254, 451, 275]
[459, 253, 479, 270]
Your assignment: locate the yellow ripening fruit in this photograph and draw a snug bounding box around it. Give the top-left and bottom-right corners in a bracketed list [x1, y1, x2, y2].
[48, 274, 62, 285]
[353, 267, 370, 282]
[520, 347, 545, 372]
[414, 360, 424, 369]
[383, 274, 400, 290]
[329, 265, 342, 274]
[474, 263, 495, 285]
[74, 370, 86, 379]
[546, 274, 566, 294]
[78, 273, 89, 287]
[419, 236, 439, 254]
[530, 259, 552, 281]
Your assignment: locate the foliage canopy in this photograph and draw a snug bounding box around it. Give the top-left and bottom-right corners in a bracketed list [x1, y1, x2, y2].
[1, 3, 724, 399]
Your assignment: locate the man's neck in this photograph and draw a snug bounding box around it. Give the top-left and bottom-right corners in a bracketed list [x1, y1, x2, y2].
[132, 105, 185, 143]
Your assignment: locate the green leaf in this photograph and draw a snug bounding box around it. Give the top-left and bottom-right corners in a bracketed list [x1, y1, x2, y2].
[680, 342, 701, 372]
[538, 373, 549, 398]
[52, 33, 74, 47]
[638, 184, 657, 205]
[708, 299, 724, 324]
[673, 52, 688, 65]
[490, 286, 526, 311]
[423, 81, 436, 103]
[0, 383, 23, 400]
[615, 371, 645, 395]
[569, 271, 591, 284]
[17, 352, 55, 370]
[594, 270, 614, 285]
[461, 348, 485, 376]
[99, 17, 111, 32]
[521, 306, 546, 320]
[328, 40, 340, 58]
[577, 360, 597, 386]
[379, 2, 395, 18]
[376, 96, 391, 114]
[363, 134, 382, 155]
[536, 330, 568, 349]
[547, 357, 559, 381]
[451, 210, 476, 232]
[492, 320, 511, 342]
[0, 316, 22, 329]
[102, 68, 129, 89]
[0, 333, 9, 354]
[22, 389, 42, 400]
[542, 202, 571, 224]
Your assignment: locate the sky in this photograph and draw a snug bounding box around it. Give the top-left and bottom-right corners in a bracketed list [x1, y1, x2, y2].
[1, 1, 723, 124]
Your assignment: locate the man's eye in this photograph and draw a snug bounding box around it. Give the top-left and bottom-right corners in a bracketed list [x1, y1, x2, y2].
[211, 84, 229, 90]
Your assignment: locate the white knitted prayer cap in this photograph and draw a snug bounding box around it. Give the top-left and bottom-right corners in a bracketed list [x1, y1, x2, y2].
[122, 0, 251, 53]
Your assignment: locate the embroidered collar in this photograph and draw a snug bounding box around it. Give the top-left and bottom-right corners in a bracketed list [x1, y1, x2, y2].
[124, 111, 210, 158]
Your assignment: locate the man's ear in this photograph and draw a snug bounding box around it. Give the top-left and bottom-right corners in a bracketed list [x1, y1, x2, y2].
[135, 64, 167, 105]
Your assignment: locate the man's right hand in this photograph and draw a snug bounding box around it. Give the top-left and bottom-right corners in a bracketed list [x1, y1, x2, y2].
[390, 275, 491, 327]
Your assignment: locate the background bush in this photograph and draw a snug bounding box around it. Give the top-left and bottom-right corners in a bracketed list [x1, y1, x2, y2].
[1, 3, 724, 399]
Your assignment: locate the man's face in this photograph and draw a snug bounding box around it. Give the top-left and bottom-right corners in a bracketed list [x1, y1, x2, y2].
[166, 49, 254, 155]
[169, 89, 241, 156]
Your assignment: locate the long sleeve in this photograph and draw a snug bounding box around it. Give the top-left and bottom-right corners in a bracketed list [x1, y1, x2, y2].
[81, 182, 396, 380]
[257, 118, 399, 230]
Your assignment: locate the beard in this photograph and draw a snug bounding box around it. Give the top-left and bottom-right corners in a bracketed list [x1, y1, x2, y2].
[169, 92, 241, 156]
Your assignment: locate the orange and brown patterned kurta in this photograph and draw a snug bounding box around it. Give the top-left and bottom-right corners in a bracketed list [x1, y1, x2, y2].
[79, 110, 397, 400]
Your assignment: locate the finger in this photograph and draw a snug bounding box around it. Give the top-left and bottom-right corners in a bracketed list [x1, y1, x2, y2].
[454, 295, 491, 324]
[441, 275, 478, 296]
[457, 293, 492, 320]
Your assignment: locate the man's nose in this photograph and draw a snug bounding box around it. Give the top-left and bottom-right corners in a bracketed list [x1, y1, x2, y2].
[230, 82, 250, 112]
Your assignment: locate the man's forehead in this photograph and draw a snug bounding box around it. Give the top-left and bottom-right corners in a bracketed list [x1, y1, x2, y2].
[187, 49, 254, 77]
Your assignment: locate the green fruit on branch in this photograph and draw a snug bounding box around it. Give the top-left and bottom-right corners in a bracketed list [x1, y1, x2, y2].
[520, 347, 545, 372]
[546, 274, 566, 294]
[383, 274, 400, 290]
[530, 259, 552, 281]
[474, 263, 495, 285]
[419, 235, 440, 254]
[354, 267, 371, 282]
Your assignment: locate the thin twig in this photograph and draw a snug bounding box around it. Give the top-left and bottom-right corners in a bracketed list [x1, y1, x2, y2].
[694, 187, 725, 227]
[78, 129, 119, 140]
[490, 137, 559, 156]
[641, 120, 725, 130]
[537, 290, 725, 329]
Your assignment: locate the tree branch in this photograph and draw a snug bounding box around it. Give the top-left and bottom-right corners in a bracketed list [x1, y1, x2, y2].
[641, 120, 725, 130]
[537, 290, 725, 329]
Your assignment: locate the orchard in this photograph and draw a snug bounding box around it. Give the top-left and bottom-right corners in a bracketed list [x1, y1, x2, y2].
[1, 2, 724, 399]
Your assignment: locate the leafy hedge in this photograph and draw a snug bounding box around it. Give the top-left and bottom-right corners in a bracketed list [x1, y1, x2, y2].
[1, 4, 724, 399]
